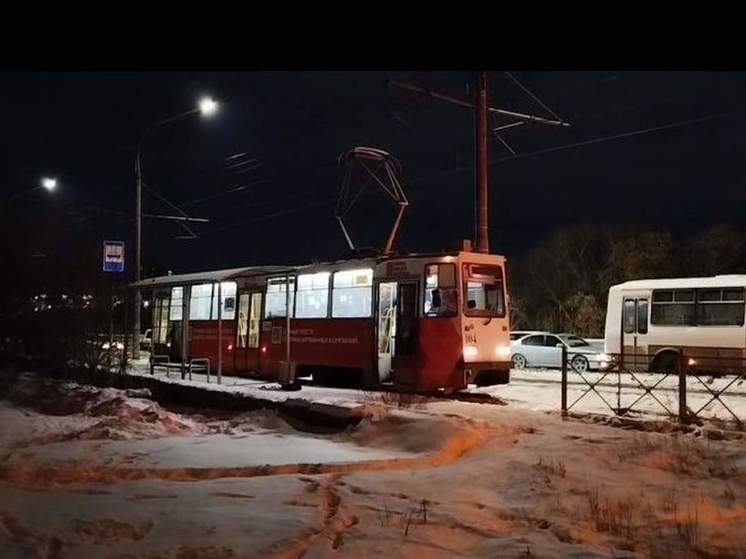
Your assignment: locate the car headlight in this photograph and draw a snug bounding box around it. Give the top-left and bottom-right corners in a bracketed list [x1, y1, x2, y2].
[115, 342, 124, 350]
[102, 342, 110, 350]
[598, 353, 610, 362]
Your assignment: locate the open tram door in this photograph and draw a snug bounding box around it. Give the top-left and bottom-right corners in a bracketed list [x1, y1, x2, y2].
[376, 281, 419, 386]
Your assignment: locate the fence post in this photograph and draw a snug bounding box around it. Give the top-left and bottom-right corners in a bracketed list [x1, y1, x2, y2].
[678, 351, 687, 424]
[121, 287, 130, 375]
[561, 344, 568, 417]
[617, 361, 622, 414]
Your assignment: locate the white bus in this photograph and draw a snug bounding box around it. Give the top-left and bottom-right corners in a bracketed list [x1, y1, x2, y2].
[604, 275, 746, 372]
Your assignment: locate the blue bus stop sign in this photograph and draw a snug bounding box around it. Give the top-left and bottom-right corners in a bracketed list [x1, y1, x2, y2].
[103, 241, 125, 273]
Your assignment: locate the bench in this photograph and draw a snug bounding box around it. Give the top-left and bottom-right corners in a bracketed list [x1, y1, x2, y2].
[150, 355, 212, 382]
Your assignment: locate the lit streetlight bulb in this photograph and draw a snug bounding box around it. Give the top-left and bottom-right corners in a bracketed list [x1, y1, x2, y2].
[199, 97, 218, 117]
[41, 177, 57, 191]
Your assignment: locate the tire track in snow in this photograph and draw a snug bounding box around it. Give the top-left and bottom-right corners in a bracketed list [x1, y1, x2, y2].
[0, 422, 493, 488]
[275, 472, 367, 558]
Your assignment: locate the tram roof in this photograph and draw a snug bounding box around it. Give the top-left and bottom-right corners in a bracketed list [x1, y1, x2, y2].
[130, 266, 294, 289]
[132, 250, 497, 289]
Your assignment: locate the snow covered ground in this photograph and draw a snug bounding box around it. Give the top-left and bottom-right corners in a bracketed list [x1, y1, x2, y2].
[1, 371, 746, 558]
[127, 356, 746, 426]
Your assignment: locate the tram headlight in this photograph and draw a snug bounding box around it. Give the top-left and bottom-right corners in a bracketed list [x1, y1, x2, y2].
[496, 345, 511, 358]
[464, 346, 479, 359]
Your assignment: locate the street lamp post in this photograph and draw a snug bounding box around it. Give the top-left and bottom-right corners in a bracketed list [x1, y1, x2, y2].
[132, 97, 219, 360]
[6, 177, 58, 204]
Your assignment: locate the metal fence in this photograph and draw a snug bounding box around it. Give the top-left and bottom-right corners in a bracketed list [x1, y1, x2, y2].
[560, 347, 746, 428]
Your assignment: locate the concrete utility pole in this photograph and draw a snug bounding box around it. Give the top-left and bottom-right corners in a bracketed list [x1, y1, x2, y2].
[474, 71, 489, 253]
[389, 73, 570, 253]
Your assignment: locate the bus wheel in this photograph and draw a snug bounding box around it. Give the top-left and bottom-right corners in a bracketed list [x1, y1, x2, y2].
[651, 352, 678, 374]
[512, 354, 527, 369]
[571, 355, 589, 373]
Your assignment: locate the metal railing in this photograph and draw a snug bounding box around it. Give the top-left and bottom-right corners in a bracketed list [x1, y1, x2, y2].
[150, 354, 211, 381]
[560, 346, 746, 428]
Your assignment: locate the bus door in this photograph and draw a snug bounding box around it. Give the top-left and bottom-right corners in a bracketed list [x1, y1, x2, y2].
[621, 293, 649, 369]
[234, 291, 263, 373]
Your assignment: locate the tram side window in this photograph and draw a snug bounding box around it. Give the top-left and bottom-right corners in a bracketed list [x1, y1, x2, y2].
[210, 282, 237, 320]
[264, 277, 296, 319]
[248, 293, 262, 348]
[236, 293, 249, 348]
[190, 284, 213, 320]
[697, 288, 745, 326]
[153, 295, 170, 344]
[424, 263, 458, 317]
[462, 264, 505, 317]
[295, 272, 330, 318]
[332, 268, 373, 318]
[169, 287, 183, 321]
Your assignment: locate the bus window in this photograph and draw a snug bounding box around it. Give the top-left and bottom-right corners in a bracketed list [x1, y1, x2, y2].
[623, 299, 635, 333]
[462, 264, 505, 317]
[265, 277, 295, 318]
[697, 288, 745, 326]
[424, 263, 457, 317]
[652, 289, 695, 326]
[636, 299, 648, 334]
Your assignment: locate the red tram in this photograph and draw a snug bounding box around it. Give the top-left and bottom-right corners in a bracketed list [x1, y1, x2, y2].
[134, 248, 511, 391]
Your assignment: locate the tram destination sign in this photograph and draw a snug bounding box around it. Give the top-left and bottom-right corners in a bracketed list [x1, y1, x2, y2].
[103, 241, 125, 273]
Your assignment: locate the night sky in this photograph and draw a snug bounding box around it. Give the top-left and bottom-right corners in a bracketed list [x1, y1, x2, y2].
[3, 71, 746, 279]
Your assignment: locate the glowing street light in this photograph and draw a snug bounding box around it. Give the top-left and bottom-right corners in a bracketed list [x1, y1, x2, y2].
[6, 177, 59, 204]
[132, 95, 220, 359]
[198, 97, 218, 117]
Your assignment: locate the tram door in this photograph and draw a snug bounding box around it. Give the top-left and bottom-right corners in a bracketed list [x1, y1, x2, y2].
[377, 282, 396, 382]
[377, 281, 418, 386]
[234, 291, 263, 373]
